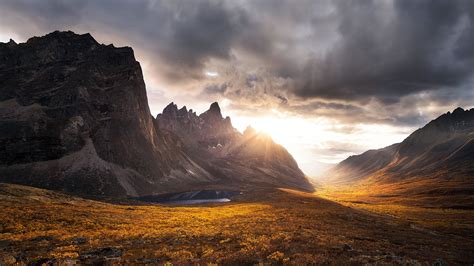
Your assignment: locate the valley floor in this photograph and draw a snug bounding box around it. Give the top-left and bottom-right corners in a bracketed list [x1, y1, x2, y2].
[316, 185, 474, 241]
[0, 183, 473, 265]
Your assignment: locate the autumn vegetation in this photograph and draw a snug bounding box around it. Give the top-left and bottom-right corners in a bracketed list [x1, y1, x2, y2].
[0, 183, 473, 265]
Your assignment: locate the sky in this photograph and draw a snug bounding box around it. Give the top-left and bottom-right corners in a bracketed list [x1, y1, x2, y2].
[1, 0, 473, 177]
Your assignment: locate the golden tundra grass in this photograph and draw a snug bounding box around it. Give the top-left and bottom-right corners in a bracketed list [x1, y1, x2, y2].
[1, 183, 473, 265]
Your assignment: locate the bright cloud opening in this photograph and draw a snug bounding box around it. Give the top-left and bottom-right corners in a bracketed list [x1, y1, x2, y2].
[205, 71, 219, 77]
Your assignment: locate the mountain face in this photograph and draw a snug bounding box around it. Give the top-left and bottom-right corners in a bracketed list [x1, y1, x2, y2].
[0, 31, 313, 197]
[0, 31, 218, 197]
[326, 108, 474, 201]
[156, 102, 314, 192]
[328, 143, 400, 184]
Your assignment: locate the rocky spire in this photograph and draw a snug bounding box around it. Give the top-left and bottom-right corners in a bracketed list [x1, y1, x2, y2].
[178, 106, 188, 116]
[199, 102, 223, 121]
[6, 39, 17, 47]
[244, 126, 257, 137]
[163, 102, 178, 115]
[209, 102, 221, 115]
[452, 107, 464, 115]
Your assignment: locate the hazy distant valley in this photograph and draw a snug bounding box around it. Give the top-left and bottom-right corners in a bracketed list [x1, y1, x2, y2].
[321, 107, 474, 209]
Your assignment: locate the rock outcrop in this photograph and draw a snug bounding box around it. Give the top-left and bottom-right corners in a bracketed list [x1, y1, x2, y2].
[156, 102, 239, 148]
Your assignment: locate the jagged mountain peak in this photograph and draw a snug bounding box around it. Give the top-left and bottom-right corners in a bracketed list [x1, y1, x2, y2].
[2, 39, 17, 47]
[157, 101, 237, 143]
[33, 30, 94, 41]
[25, 31, 99, 49]
[159, 101, 226, 119]
[0, 31, 137, 80]
[243, 126, 257, 136]
[209, 102, 221, 113]
[433, 107, 473, 125]
[178, 106, 188, 114]
[200, 101, 222, 120]
[452, 107, 465, 114]
[163, 102, 178, 114]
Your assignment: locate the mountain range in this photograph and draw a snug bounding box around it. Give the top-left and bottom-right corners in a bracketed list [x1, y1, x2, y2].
[0, 31, 313, 198]
[325, 107, 474, 207]
[156, 102, 312, 192]
[0, 30, 472, 206]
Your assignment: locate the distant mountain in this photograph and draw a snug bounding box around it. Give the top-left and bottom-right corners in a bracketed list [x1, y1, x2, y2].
[328, 143, 400, 184]
[156, 102, 314, 192]
[326, 107, 474, 206]
[0, 31, 313, 197]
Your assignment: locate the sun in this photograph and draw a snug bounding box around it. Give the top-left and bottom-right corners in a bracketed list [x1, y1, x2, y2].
[251, 117, 288, 141]
[232, 113, 318, 150]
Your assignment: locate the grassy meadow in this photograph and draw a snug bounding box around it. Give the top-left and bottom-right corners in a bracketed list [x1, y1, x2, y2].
[0, 183, 473, 265]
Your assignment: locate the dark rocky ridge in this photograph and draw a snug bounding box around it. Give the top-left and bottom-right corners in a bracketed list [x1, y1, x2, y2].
[327, 107, 474, 186]
[0, 31, 314, 197]
[156, 102, 314, 192]
[156, 101, 238, 149]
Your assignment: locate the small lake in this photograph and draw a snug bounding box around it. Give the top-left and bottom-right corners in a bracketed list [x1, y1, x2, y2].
[163, 198, 231, 205]
[134, 190, 241, 205]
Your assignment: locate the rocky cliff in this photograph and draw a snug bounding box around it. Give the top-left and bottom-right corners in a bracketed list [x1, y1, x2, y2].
[0, 31, 214, 197]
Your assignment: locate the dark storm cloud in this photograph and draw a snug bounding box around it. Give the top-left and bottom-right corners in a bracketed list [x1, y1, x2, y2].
[0, 0, 86, 26]
[297, 0, 474, 103]
[154, 1, 249, 79]
[285, 100, 391, 125]
[203, 83, 229, 95]
[1, 0, 473, 122]
[245, 74, 260, 88]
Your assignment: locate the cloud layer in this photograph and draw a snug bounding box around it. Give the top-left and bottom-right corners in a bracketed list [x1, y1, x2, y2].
[2, 0, 473, 107]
